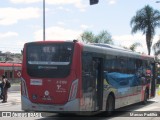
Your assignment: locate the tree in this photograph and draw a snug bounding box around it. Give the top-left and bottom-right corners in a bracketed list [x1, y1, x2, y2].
[130, 5, 160, 55]
[95, 30, 113, 44]
[129, 42, 142, 52]
[153, 37, 160, 56]
[123, 42, 142, 52]
[153, 36, 160, 62]
[81, 31, 95, 43]
[80, 30, 113, 44]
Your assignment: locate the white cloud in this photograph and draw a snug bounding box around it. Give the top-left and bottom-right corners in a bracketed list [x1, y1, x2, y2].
[57, 22, 65, 26]
[0, 32, 18, 38]
[113, 34, 145, 45]
[10, 0, 42, 4]
[107, 0, 117, 5]
[113, 33, 159, 55]
[34, 26, 82, 41]
[10, 0, 87, 11]
[46, 0, 87, 11]
[113, 34, 147, 54]
[57, 6, 72, 12]
[0, 7, 40, 25]
[0, 32, 21, 53]
[80, 24, 90, 30]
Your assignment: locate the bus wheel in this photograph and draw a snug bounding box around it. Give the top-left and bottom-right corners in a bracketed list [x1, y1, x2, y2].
[105, 94, 115, 116]
[142, 90, 148, 105]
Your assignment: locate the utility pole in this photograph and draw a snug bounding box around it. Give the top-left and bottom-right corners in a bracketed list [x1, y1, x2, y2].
[43, 0, 45, 41]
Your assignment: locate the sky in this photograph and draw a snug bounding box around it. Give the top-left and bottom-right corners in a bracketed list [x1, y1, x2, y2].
[1, 0, 160, 54]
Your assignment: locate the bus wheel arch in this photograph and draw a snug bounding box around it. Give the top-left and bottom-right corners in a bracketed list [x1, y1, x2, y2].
[105, 92, 115, 116]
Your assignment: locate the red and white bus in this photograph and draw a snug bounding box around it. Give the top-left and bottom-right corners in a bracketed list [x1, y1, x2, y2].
[21, 40, 156, 115]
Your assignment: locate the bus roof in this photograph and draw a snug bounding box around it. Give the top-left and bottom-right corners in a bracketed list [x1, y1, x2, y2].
[24, 40, 154, 61]
[91, 43, 133, 52]
[83, 43, 154, 61]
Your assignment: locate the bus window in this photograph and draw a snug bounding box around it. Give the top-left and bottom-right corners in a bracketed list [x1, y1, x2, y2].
[136, 59, 143, 76]
[26, 43, 74, 78]
[105, 55, 116, 73]
[29, 52, 39, 61]
[118, 57, 128, 73]
[127, 58, 136, 74]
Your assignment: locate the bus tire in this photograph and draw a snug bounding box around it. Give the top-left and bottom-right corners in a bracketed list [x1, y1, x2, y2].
[142, 89, 148, 105]
[105, 94, 115, 116]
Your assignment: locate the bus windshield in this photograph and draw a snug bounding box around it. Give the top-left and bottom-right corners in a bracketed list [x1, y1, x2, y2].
[26, 42, 74, 78]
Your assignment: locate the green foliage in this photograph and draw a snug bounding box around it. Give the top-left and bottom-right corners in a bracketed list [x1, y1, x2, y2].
[81, 31, 95, 43]
[130, 5, 160, 55]
[153, 38, 160, 57]
[80, 30, 113, 44]
[129, 42, 142, 52]
[0, 52, 22, 63]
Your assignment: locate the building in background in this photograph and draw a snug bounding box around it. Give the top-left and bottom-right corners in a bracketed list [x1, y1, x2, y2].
[0, 63, 21, 82]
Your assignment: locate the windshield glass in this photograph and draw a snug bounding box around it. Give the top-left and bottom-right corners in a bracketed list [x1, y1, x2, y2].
[26, 42, 74, 78]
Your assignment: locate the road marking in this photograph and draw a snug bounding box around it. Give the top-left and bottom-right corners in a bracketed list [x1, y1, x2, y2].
[135, 106, 159, 111]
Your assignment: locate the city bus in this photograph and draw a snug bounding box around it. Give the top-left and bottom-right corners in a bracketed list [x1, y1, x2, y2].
[21, 40, 156, 115]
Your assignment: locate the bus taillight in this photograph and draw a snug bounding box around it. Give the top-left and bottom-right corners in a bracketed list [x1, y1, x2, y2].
[21, 78, 28, 98]
[68, 79, 78, 101]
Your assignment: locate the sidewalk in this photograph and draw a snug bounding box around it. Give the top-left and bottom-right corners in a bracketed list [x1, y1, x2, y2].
[7, 91, 21, 103]
[7, 85, 21, 106]
[8, 85, 21, 92]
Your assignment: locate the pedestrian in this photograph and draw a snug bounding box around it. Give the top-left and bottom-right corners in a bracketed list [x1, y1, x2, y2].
[1, 75, 8, 103]
[0, 81, 3, 99]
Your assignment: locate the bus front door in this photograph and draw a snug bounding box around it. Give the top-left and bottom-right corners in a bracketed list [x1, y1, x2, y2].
[93, 57, 103, 111]
[82, 53, 103, 111]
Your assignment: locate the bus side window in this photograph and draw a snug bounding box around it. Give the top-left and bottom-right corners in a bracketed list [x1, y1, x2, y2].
[105, 55, 116, 73]
[127, 58, 136, 74]
[136, 59, 143, 76]
[136, 59, 147, 85]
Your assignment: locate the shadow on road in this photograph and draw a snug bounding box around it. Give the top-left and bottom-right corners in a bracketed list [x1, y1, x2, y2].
[36, 100, 156, 120]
